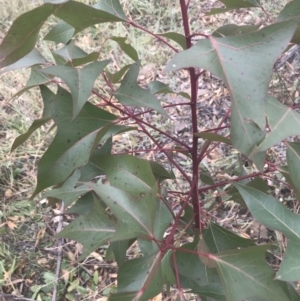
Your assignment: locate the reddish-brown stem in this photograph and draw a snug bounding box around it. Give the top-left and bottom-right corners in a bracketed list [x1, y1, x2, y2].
[113, 147, 187, 155]
[172, 250, 184, 300]
[92, 89, 191, 150]
[165, 178, 198, 249]
[133, 115, 192, 151]
[198, 167, 277, 194]
[180, 0, 201, 229]
[260, 5, 272, 22]
[198, 107, 231, 164]
[127, 20, 178, 52]
[138, 122, 192, 184]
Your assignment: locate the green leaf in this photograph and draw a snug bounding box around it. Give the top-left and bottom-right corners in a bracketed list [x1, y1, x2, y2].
[147, 80, 190, 99]
[110, 37, 139, 61]
[286, 282, 300, 301]
[41, 170, 89, 207]
[44, 20, 75, 44]
[79, 139, 112, 182]
[287, 142, 300, 195]
[11, 85, 54, 151]
[200, 172, 215, 185]
[12, 67, 53, 100]
[110, 252, 168, 301]
[114, 61, 167, 116]
[192, 284, 226, 301]
[67, 52, 99, 67]
[166, 20, 297, 168]
[204, 222, 255, 253]
[0, 48, 47, 75]
[207, 0, 260, 15]
[107, 239, 136, 267]
[0, 3, 57, 68]
[176, 239, 213, 290]
[65, 191, 94, 215]
[138, 194, 173, 256]
[90, 182, 159, 241]
[56, 198, 116, 260]
[11, 118, 50, 152]
[236, 184, 300, 281]
[278, 165, 300, 202]
[194, 132, 231, 145]
[33, 87, 117, 197]
[212, 24, 261, 37]
[105, 65, 131, 83]
[158, 32, 187, 49]
[149, 161, 175, 183]
[53, 40, 88, 61]
[257, 96, 300, 152]
[228, 177, 269, 207]
[277, 1, 300, 44]
[93, 154, 156, 193]
[93, 0, 127, 21]
[214, 245, 290, 301]
[53, 1, 126, 35]
[41, 60, 110, 117]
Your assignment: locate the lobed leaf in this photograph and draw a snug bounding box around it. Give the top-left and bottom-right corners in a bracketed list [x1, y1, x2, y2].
[56, 198, 116, 260]
[166, 19, 298, 169]
[89, 182, 158, 241]
[53, 0, 126, 35]
[33, 87, 117, 197]
[44, 20, 75, 44]
[0, 3, 57, 68]
[41, 60, 110, 118]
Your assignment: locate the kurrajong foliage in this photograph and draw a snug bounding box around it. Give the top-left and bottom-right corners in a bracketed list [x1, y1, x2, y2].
[2, 0, 300, 300]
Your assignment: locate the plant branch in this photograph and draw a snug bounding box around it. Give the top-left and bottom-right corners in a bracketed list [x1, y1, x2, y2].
[127, 20, 178, 52]
[198, 167, 276, 194]
[180, 0, 201, 229]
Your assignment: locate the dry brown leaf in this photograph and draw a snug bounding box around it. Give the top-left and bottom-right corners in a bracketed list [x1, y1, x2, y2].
[7, 220, 17, 230]
[5, 189, 13, 197]
[35, 228, 46, 247]
[61, 269, 70, 282]
[37, 258, 48, 266]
